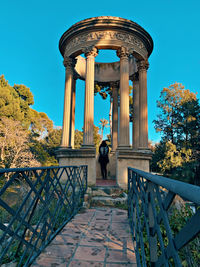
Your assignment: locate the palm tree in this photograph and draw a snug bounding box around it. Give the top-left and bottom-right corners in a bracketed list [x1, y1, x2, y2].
[99, 118, 109, 140]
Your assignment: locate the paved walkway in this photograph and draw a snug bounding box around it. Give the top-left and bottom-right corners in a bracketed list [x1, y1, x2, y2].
[32, 208, 137, 267]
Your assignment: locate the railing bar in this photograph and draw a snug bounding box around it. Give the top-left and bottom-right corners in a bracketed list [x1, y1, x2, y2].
[134, 185, 147, 267]
[0, 172, 26, 197]
[15, 169, 52, 257]
[162, 191, 176, 211]
[0, 182, 45, 260]
[155, 186, 182, 266]
[0, 198, 37, 243]
[0, 165, 82, 174]
[149, 191, 166, 255]
[174, 209, 200, 250]
[0, 223, 38, 265]
[128, 168, 200, 205]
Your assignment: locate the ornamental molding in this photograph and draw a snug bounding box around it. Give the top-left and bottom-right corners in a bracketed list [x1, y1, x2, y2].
[83, 46, 98, 58]
[64, 30, 146, 56]
[137, 60, 149, 71]
[110, 81, 119, 88]
[116, 46, 130, 59]
[63, 57, 77, 71]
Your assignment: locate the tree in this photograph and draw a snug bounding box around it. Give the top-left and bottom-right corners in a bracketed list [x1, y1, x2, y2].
[74, 129, 83, 149]
[0, 117, 40, 172]
[0, 75, 53, 138]
[153, 83, 197, 145]
[0, 75, 57, 167]
[94, 125, 101, 151]
[99, 118, 109, 140]
[153, 83, 200, 184]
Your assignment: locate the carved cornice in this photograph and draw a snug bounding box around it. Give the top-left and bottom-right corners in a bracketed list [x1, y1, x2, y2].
[116, 46, 130, 59]
[59, 17, 154, 58]
[84, 46, 98, 58]
[137, 60, 149, 71]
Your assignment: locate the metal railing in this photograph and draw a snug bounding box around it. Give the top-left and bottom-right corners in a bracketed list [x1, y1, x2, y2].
[0, 165, 87, 266]
[128, 167, 200, 267]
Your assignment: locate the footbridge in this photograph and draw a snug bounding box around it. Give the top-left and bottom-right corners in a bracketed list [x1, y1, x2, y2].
[0, 165, 199, 266]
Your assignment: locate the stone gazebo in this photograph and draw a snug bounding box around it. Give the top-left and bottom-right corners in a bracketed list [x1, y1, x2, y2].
[56, 16, 154, 188]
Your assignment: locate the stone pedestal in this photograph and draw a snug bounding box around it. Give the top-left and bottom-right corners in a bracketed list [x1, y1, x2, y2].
[116, 149, 152, 189]
[56, 147, 96, 186]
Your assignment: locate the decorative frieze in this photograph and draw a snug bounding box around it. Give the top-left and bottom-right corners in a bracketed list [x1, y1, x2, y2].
[64, 31, 145, 54]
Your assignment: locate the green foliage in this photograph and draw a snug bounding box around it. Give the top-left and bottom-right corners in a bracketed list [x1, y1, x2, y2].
[153, 83, 200, 184]
[154, 82, 197, 144]
[94, 125, 101, 151]
[0, 75, 57, 168]
[94, 83, 110, 99]
[74, 129, 83, 149]
[0, 75, 53, 137]
[139, 203, 200, 266]
[169, 205, 200, 266]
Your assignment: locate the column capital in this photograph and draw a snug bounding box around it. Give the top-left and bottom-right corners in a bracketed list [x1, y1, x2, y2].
[63, 57, 77, 69]
[116, 46, 130, 59]
[110, 81, 119, 89]
[137, 59, 149, 71]
[130, 72, 139, 82]
[84, 46, 98, 58]
[73, 73, 80, 80]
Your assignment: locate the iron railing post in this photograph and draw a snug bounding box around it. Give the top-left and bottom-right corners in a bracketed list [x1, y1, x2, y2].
[147, 181, 158, 265]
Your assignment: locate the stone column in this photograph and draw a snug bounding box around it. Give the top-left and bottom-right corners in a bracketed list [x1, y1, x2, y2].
[69, 76, 77, 148]
[83, 47, 98, 147]
[111, 82, 119, 151]
[117, 47, 130, 149]
[138, 60, 149, 149]
[61, 57, 76, 147]
[131, 73, 140, 149]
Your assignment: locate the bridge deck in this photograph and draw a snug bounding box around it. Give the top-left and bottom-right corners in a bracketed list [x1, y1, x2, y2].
[31, 208, 137, 266]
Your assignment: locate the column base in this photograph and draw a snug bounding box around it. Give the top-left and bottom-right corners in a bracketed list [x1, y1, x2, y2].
[81, 144, 96, 150]
[117, 145, 131, 150]
[138, 147, 151, 152]
[57, 145, 72, 150]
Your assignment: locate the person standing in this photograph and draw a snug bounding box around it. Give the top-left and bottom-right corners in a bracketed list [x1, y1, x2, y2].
[98, 140, 109, 179]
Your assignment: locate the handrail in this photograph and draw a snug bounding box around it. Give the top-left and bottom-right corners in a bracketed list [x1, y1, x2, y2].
[0, 165, 87, 266]
[128, 167, 200, 267]
[0, 165, 87, 173]
[129, 167, 200, 205]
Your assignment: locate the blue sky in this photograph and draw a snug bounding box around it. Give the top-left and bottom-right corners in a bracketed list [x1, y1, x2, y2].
[1, 0, 200, 142]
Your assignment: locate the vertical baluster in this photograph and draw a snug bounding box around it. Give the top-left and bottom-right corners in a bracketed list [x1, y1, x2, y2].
[147, 181, 158, 264]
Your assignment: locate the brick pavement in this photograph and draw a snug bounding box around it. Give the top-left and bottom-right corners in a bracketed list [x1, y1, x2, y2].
[31, 208, 137, 267]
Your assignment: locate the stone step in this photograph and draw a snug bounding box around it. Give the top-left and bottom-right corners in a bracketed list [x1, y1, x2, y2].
[84, 185, 127, 208]
[91, 186, 124, 197]
[91, 193, 127, 207]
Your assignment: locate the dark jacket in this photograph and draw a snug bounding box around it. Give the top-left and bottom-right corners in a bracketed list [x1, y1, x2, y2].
[98, 142, 109, 164]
